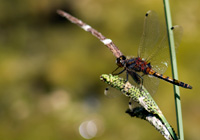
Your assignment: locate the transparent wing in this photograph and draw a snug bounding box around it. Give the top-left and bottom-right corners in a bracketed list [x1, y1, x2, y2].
[138, 10, 161, 60]
[127, 71, 160, 96]
[172, 25, 183, 54]
[104, 86, 122, 98]
[138, 10, 183, 74]
[125, 70, 159, 96]
[141, 25, 183, 95]
[150, 25, 183, 74]
[137, 10, 183, 95]
[143, 75, 160, 96]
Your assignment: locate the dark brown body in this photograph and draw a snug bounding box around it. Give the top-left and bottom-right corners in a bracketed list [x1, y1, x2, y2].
[116, 55, 192, 89]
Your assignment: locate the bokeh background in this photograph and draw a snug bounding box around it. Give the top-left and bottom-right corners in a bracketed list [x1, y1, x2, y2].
[0, 0, 199, 140]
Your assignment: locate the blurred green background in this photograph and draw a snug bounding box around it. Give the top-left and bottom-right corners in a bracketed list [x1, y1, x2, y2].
[0, 0, 199, 140]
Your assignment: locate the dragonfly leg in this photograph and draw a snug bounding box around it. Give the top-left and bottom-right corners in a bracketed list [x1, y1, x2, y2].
[126, 71, 129, 82]
[127, 69, 144, 85]
[138, 75, 144, 91]
[112, 67, 126, 75]
[112, 66, 120, 74]
[140, 74, 145, 86]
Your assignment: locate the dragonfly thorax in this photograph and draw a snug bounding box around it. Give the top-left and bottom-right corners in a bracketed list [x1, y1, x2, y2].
[125, 57, 152, 74]
[116, 55, 152, 74]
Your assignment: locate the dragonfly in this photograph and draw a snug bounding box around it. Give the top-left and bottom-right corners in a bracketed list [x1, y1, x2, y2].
[57, 10, 192, 96]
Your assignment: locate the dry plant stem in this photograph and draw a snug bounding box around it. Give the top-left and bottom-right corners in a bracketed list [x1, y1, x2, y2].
[57, 10, 123, 58]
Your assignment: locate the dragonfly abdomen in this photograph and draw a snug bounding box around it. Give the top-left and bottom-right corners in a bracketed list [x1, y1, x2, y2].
[149, 69, 192, 89]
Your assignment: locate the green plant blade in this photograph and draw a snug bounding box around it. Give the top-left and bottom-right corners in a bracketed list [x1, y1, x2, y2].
[163, 0, 184, 139]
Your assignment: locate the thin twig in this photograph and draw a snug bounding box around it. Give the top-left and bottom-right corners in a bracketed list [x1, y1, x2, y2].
[57, 10, 123, 58]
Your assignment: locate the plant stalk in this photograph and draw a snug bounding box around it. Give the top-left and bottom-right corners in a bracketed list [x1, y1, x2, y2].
[163, 0, 184, 140]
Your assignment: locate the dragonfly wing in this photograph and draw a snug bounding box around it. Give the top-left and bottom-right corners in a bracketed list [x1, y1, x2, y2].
[143, 26, 183, 95]
[172, 25, 183, 54]
[104, 86, 122, 98]
[143, 74, 160, 96]
[150, 25, 183, 74]
[127, 70, 160, 96]
[138, 10, 161, 60]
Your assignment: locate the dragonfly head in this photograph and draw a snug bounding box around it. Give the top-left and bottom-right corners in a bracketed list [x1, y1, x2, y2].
[116, 55, 126, 67]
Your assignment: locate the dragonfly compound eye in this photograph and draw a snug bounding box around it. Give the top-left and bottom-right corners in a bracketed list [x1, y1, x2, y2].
[116, 55, 126, 67]
[121, 55, 126, 60]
